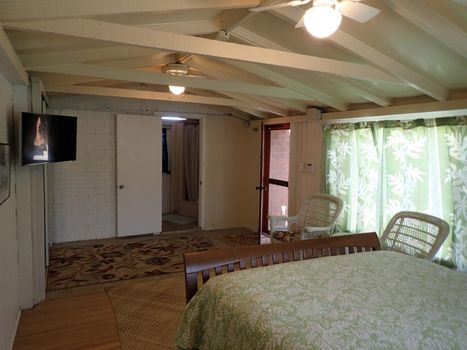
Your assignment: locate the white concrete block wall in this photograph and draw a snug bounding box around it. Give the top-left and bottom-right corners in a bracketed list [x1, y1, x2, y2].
[48, 109, 116, 243]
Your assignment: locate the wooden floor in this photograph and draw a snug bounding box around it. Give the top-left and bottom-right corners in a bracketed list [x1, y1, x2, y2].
[13, 292, 121, 350]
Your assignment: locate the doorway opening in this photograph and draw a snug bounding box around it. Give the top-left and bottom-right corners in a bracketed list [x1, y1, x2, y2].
[162, 119, 200, 232]
[261, 123, 291, 235]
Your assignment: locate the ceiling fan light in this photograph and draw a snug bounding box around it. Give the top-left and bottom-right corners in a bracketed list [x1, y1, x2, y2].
[304, 3, 342, 38]
[169, 85, 185, 95]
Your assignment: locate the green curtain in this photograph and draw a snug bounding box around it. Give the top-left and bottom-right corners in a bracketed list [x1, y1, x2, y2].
[322, 117, 467, 271]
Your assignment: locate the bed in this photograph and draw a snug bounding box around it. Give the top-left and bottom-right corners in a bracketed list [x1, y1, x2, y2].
[176, 233, 467, 349]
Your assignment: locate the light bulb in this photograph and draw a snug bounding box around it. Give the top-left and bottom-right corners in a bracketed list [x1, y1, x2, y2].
[169, 85, 185, 95]
[304, 2, 342, 38]
[161, 116, 187, 121]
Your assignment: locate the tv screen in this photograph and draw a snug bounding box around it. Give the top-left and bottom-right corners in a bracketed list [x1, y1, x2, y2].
[22, 112, 77, 165]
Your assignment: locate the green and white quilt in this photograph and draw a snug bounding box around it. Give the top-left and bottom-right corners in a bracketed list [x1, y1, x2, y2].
[176, 251, 467, 350]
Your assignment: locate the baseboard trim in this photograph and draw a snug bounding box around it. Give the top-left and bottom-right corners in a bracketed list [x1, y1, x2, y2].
[8, 309, 21, 350]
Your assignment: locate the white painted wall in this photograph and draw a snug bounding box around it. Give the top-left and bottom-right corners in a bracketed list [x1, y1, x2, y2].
[289, 117, 323, 214]
[260, 116, 323, 216]
[0, 72, 20, 350]
[47, 97, 264, 241]
[47, 109, 116, 243]
[46, 100, 325, 242]
[201, 116, 261, 231]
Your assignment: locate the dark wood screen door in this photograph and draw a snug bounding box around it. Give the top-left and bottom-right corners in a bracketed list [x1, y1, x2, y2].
[260, 123, 290, 234]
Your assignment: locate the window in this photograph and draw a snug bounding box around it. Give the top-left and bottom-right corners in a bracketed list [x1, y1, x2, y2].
[322, 117, 467, 271]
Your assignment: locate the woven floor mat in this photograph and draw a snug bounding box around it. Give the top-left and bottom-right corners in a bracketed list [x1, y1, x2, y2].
[106, 274, 185, 350]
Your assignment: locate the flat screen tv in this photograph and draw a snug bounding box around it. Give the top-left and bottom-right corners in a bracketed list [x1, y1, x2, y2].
[22, 112, 77, 165]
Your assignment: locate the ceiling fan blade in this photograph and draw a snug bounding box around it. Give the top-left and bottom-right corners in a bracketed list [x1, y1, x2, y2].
[250, 0, 311, 13]
[339, 1, 380, 23]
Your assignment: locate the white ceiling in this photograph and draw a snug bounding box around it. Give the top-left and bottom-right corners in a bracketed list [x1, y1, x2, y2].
[1, 0, 466, 119]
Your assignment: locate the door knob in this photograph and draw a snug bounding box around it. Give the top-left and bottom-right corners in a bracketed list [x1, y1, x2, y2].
[118, 185, 125, 189]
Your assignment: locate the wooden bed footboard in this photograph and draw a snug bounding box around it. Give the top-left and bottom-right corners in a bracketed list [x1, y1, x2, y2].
[183, 232, 380, 303]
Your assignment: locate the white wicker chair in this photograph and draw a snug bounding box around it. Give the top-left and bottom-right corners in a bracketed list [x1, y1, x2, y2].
[380, 211, 450, 260]
[269, 193, 343, 243]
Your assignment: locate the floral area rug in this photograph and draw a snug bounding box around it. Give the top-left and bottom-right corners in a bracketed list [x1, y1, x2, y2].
[47, 228, 258, 291]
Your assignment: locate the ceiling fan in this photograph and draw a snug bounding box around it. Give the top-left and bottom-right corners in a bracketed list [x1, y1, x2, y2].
[250, 0, 380, 38]
[161, 61, 203, 96]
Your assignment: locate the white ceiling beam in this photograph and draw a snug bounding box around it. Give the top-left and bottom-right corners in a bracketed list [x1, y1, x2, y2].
[141, 19, 221, 36]
[188, 56, 308, 113]
[226, 57, 349, 111]
[28, 63, 310, 100]
[273, 7, 449, 101]
[231, 26, 390, 108]
[231, 25, 287, 50]
[217, 91, 289, 116]
[330, 30, 449, 101]
[32, 74, 104, 88]
[0, 0, 260, 22]
[94, 53, 176, 70]
[20, 46, 166, 68]
[47, 85, 254, 109]
[322, 98, 467, 122]
[0, 26, 29, 85]
[384, 0, 467, 60]
[230, 27, 349, 110]
[6, 19, 398, 83]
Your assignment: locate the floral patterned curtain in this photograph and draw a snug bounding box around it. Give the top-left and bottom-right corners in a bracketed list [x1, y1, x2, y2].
[322, 117, 467, 271]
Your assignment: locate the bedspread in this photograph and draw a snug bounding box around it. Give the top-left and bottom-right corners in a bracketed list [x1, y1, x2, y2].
[176, 251, 467, 350]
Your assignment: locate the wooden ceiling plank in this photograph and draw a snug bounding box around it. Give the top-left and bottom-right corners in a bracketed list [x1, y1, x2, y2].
[316, 74, 391, 107]
[33, 74, 104, 88]
[237, 107, 271, 119]
[5, 19, 398, 83]
[201, 105, 252, 120]
[330, 30, 449, 101]
[230, 25, 389, 108]
[385, 0, 467, 60]
[226, 56, 349, 111]
[220, 9, 257, 32]
[141, 19, 221, 36]
[0, 0, 260, 22]
[28, 63, 308, 100]
[216, 91, 289, 116]
[95, 53, 176, 70]
[187, 56, 308, 113]
[20, 46, 166, 68]
[0, 25, 29, 85]
[272, 6, 449, 101]
[229, 27, 349, 110]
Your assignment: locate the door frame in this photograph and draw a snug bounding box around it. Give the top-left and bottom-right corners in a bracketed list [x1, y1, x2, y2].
[261, 123, 290, 234]
[156, 112, 204, 230]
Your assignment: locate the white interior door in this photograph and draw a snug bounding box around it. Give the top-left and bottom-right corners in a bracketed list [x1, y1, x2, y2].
[117, 114, 162, 236]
